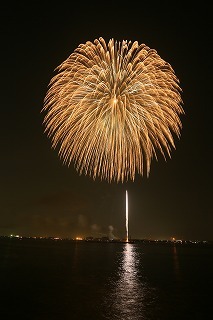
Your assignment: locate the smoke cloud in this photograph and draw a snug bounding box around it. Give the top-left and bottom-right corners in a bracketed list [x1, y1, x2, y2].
[108, 225, 115, 240]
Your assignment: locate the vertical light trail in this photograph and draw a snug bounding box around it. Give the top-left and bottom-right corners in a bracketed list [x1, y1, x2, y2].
[126, 190, 129, 242]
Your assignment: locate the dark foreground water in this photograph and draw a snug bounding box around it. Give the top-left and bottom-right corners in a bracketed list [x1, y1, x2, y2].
[1, 238, 213, 320]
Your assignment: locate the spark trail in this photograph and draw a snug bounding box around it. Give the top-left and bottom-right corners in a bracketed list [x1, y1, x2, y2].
[42, 37, 184, 182]
[126, 190, 129, 242]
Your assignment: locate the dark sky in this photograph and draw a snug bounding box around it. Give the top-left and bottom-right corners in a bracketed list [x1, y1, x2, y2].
[4, 3, 212, 240]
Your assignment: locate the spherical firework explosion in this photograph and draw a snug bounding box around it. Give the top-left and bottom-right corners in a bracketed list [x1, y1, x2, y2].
[42, 37, 184, 182]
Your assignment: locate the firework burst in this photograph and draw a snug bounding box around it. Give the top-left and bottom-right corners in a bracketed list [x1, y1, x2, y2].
[42, 37, 184, 182]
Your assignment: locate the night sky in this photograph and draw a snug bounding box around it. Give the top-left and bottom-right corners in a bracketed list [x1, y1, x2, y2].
[5, 3, 212, 240]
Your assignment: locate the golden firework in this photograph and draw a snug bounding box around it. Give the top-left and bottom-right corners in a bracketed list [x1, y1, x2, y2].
[42, 37, 184, 182]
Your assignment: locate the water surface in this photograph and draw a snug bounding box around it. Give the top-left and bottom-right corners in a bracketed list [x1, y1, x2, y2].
[1, 238, 212, 319]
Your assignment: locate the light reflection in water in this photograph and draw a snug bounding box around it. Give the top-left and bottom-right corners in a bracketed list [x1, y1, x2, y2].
[172, 245, 182, 283]
[103, 243, 156, 320]
[173, 246, 179, 272]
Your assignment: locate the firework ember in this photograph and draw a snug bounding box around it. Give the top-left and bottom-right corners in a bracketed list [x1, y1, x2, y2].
[42, 37, 184, 182]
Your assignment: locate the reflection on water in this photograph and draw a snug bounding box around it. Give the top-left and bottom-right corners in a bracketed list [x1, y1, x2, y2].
[172, 245, 181, 281]
[103, 243, 156, 320]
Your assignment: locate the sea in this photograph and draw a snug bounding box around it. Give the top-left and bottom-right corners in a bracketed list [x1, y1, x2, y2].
[1, 237, 213, 320]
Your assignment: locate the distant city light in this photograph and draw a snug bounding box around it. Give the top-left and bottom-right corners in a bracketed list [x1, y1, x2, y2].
[76, 237, 83, 241]
[2, 234, 210, 245]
